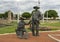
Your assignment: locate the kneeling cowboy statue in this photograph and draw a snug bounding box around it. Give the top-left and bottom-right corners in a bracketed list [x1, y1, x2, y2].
[30, 6, 43, 36]
[16, 17, 28, 39]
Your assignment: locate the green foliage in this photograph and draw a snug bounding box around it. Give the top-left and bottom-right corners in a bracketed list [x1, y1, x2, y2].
[0, 10, 13, 19]
[4, 10, 13, 19]
[15, 14, 18, 20]
[22, 12, 31, 19]
[0, 13, 4, 18]
[44, 10, 58, 19]
[4, 11, 8, 19]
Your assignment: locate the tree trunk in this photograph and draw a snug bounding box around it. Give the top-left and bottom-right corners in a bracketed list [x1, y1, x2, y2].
[53, 17, 56, 20]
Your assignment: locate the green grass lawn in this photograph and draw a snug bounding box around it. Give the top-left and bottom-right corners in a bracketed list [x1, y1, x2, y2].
[41, 22, 60, 27]
[0, 20, 60, 34]
[0, 22, 17, 34]
[40, 22, 60, 30]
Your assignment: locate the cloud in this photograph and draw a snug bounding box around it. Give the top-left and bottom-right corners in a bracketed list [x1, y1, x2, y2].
[0, 0, 38, 13]
[0, 0, 60, 17]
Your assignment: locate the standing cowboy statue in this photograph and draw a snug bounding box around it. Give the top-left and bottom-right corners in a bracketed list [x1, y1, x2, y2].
[29, 6, 43, 36]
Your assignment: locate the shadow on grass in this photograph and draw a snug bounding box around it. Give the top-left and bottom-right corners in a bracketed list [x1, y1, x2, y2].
[27, 27, 58, 31]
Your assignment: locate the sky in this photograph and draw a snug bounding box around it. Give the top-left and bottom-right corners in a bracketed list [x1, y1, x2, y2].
[0, 0, 60, 17]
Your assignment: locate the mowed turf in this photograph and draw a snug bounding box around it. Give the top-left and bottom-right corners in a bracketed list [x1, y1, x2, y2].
[0, 20, 60, 34]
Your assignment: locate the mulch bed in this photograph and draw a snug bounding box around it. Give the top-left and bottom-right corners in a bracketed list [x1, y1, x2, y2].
[0, 31, 60, 42]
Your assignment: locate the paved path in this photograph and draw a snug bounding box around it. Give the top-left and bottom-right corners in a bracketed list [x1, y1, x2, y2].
[0, 31, 60, 42]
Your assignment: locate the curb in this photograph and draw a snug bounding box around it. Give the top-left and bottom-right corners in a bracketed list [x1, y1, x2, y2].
[40, 30, 60, 32]
[48, 34, 60, 42]
[0, 33, 15, 35]
[0, 30, 60, 35]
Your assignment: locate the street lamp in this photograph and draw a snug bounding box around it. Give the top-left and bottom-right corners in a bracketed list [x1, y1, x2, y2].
[38, 0, 40, 7]
[42, 13, 44, 23]
[16, 0, 20, 23]
[38, 0, 44, 23]
[47, 11, 48, 22]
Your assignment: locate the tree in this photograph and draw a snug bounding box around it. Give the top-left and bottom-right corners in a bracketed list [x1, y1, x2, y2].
[0, 13, 4, 18]
[0, 10, 13, 19]
[22, 12, 31, 19]
[4, 11, 8, 19]
[44, 10, 58, 19]
[4, 10, 13, 19]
